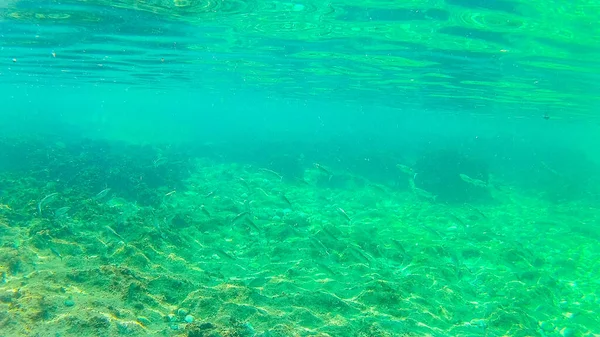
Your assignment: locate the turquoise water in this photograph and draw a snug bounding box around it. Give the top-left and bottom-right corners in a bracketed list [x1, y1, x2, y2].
[1, 1, 600, 336]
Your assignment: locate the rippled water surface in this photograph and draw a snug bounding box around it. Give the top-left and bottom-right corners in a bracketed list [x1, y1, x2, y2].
[2, 0, 599, 115]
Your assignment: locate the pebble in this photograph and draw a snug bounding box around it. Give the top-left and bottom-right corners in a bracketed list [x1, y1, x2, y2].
[64, 299, 75, 307]
[184, 314, 194, 323]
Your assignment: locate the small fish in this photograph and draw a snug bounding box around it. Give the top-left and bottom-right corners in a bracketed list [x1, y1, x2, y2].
[105, 226, 126, 242]
[408, 178, 437, 201]
[93, 188, 111, 201]
[164, 190, 176, 197]
[470, 207, 487, 219]
[347, 245, 372, 266]
[200, 205, 211, 218]
[239, 178, 250, 190]
[313, 163, 332, 176]
[281, 194, 292, 207]
[540, 162, 559, 176]
[337, 207, 352, 222]
[153, 157, 167, 167]
[321, 226, 340, 241]
[368, 183, 387, 193]
[309, 236, 330, 256]
[231, 211, 250, 224]
[256, 188, 270, 197]
[152, 217, 162, 231]
[419, 222, 443, 239]
[447, 214, 465, 226]
[459, 174, 487, 188]
[314, 261, 337, 276]
[413, 187, 437, 201]
[396, 164, 415, 175]
[390, 239, 406, 255]
[295, 178, 310, 185]
[259, 168, 283, 181]
[215, 248, 236, 260]
[54, 206, 71, 217]
[50, 247, 63, 260]
[243, 217, 261, 232]
[38, 193, 59, 215]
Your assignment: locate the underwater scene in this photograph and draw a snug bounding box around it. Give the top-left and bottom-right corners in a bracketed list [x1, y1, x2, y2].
[1, 0, 600, 336]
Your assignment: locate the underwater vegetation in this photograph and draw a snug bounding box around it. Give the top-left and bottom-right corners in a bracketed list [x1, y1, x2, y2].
[0, 135, 194, 207]
[0, 134, 599, 337]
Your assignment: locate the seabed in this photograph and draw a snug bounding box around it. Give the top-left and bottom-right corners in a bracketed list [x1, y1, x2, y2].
[0, 136, 598, 337]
